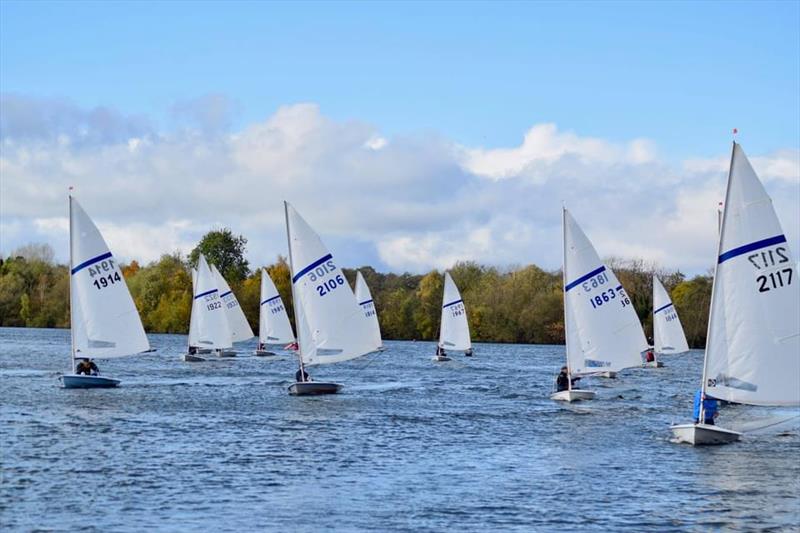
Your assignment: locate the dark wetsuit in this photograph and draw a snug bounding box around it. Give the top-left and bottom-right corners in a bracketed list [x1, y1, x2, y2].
[295, 368, 310, 382]
[76, 360, 99, 375]
[556, 372, 580, 392]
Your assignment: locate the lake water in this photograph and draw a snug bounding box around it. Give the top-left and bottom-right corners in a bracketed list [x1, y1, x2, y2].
[1, 327, 798, 531]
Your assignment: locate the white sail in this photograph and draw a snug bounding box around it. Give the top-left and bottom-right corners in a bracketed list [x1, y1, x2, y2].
[285, 202, 379, 366]
[563, 208, 648, 375]
[703, 143, 799, 406]
[258, 268, 295, 346]
[652, 275, 689, 355]
[69, 196, 149, 359]
[355, 271, 382, 349]
[210, 263, 254, 343]
[438, 271, 471, 351]
[193, 255, 233, 350]
[188, 268, 200, 347]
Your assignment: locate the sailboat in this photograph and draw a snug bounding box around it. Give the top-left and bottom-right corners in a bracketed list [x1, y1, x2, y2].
[552, 207, 649, 401]
[210, 263, 254, 354]
[354, 271, 383, 351]
[434, 272, 472, 361]
[255, 268, 296, 356]
[650, 275, 689, 366]
[183, 254, 233, 361]
[671, 142, 799, 445]
[60, 195, 150, 388]
[284, 202, 381, 395]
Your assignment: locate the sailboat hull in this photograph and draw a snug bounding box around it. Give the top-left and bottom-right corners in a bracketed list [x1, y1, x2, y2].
[598, 371, 617, 378]
[254, 349, 277, 356]
[182, 354, 207, 362]
[432, 355, 452, 362]
[288, 381, 342, 395]
[215, 350, 236, 357]
[550, 389, 596, 402]
[61, 374, 120, 389]
[670, 423, 741, 445]
[643, 361, 664, 368]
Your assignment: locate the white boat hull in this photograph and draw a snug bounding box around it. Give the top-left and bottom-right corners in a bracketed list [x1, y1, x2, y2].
[550, 389, 596, 402]
[598, 371, 617, 378]
[670, 423, 742, 445]
[288, 382, 342, 396]
[61, 374, 120, 389]
[182, 353, 206, 362]
[432, 355, 452, 362]
[643, 361, 664, 368]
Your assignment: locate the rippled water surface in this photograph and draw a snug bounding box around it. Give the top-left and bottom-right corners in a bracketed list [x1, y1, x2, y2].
[1, 327, 798, 531]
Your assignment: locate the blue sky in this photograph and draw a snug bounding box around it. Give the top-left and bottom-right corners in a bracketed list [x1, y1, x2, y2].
[2, 1, 798, 156]
[1, 1, 798, 273]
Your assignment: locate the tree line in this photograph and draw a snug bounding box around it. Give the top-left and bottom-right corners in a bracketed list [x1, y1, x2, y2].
[0, 230, 713, 347]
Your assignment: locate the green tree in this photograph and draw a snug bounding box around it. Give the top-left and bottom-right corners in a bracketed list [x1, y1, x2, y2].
[188, 228, 250, 283]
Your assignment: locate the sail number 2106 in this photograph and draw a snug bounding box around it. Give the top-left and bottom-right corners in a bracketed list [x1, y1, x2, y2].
[308, 259, 345, 297]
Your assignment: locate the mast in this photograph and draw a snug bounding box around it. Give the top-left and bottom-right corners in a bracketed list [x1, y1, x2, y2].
[68, 194, 76, 373]
[562, 206, 571, 391]
[699, 141, 736, 421]
[284, 201, 306, 382]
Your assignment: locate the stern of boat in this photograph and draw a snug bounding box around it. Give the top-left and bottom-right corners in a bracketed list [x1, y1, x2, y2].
[61, 374, 121, 389]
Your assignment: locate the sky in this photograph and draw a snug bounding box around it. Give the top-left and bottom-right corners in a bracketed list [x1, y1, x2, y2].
[1, 1, 798, 275]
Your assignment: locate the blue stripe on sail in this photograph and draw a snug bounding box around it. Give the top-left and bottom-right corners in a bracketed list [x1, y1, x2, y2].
[71, 252, 113, 275]
[194, 289, 218, 300]
[220, 290, 232, 298]
[654, 302, 673, 314]
[359, 299, 373, 306]
[260, 295, 281, 306]
[564, 266, 606, 292]
[442, 299, 463, 309]
[292, 253, 333, 283]
[718, 235, 787, 264]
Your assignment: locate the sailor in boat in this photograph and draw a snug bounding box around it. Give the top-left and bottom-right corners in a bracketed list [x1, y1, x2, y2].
[436, 346, 447, 358]
[693, 390, 719, 425]
[555, 366, 580, 392]
[188, 346, 198, 355]
[464, 348, 473, 357]
[75, 358, 99, 376]
[295, 367, 311, 383]
[644, 349, 656, 364]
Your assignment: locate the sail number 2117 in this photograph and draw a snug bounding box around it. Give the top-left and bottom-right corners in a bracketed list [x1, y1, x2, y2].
[748, 246, 794, 293]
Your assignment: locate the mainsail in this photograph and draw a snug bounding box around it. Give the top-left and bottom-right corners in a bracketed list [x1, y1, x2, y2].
[652, 275, 689, 355]
[69, 196, 149, 359]
[258, 268, 295, 346]
[285, 202, 379, 366]
[211, 263, 254, 343]
[563, 208, 648, 375]
[439, 272, 471, 351]
[193, 254, 233, 350]
[355, 271, 382, 349]
[702, 143, 799, 406]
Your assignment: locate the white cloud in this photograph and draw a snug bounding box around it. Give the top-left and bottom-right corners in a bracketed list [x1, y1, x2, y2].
[0, 95, 797, 276]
